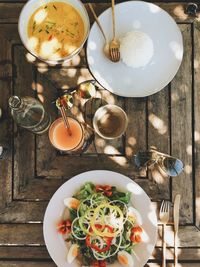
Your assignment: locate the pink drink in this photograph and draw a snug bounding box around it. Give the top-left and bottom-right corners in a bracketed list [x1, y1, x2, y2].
[49, 117, 84, 151]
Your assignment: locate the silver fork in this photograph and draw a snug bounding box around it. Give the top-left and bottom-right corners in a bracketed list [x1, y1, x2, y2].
[109, 0, 120, 62]
[159, 200, 170, 267]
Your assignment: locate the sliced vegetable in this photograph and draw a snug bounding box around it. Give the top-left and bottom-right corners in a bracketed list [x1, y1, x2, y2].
[130, 226, 143, 243]
[57, 219, 71, 234]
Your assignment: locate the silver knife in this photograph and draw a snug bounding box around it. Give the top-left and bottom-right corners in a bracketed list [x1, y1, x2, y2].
[173, 194, 181, 267]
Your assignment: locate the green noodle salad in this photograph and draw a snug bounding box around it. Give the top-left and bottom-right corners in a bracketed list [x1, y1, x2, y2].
[57, 182, 143, 267]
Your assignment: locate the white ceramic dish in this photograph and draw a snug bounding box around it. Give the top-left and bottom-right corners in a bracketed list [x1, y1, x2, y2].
[18, 0, 90, 64]
[86, 1, 183, 97]
[43, 170, 157, 267]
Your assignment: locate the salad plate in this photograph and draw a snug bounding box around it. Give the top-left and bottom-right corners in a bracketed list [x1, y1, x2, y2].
[86, 1, 183, 97]
[43, 170, 157, 267]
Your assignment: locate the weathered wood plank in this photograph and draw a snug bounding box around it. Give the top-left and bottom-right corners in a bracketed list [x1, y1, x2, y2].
[171, 24, 193, 223]
[0, 3, 23, 23]
[145, 264, 200, 267]
[194, 22, 200, 228]
[0, 28, 13, 209]
[42, 67, 92, 91]
[0, 262, 56, 267]
[152, 247, 200, 261]
[0, 246, 199, 261]
[125, 98, 147, 158]
[0, 261, 199, 267]
[0, 224, 199, 247]
[35, 71, 58, 178]
[147, 87, 170, 198]
[13, 178, 63, 200]
[13, 46, 36, 198]
[0, 247, 50, 260]
[0, 201, 47, 223]
[0, 224, 44, 245]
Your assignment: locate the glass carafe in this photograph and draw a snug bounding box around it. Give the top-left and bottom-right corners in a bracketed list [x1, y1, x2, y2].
[9, 96, 51, 134]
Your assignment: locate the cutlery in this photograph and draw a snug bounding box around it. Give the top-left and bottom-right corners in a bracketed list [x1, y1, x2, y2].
[88, 4, 109, 59]
[159, 200, 170, 267]
[174, 194, 181, 267]
[109, 0, 120, 62]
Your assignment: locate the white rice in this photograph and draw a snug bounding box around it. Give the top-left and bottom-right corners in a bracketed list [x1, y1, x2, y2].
[120, 30, 154, 68]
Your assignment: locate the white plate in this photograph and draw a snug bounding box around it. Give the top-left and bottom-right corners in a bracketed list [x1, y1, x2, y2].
[86, 1, 183, 97]
[43, 170, 157, 267]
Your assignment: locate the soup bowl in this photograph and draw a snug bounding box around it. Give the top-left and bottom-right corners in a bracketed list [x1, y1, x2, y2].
[18, 0, 90, 64]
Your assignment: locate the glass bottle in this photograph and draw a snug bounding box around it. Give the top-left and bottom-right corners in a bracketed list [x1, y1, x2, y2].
[9, 95, 51, 134]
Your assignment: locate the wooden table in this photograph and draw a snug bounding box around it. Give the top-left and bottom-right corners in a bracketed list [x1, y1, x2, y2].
[0, 1, 200, 266]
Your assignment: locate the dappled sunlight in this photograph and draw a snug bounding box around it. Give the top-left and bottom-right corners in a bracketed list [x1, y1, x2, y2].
[147, 244, 154, 255]
[169, 41, 183, 61]
[100, 90, 115, 104]
[141, 228, 149, 243]
[34, 9, 47, 24]
[60, 68, 77, 77]
[71, 54, 81, 66]
[194, 59, 199, 69]
[184, 164, 192, 174]
[186, 145, 192, 155]
[62, 54, 81, 67]
[150, 165, 168, 184]
[195, 131, 200, 142]
[96, 138, 106, 147]
[27, 37, 39, 51]
[148, 113, 167, 135]
[88, 41, 97, 50]
[76, 69, 93, 84]
[93, 70, 112, 92]
[159, 226, 179, 247]
[95, 90, 102, 99]
[128, 137, 136, 146]
[61, 85, 70, 90]
[37, 94, 45, 103]
[110, 156, 127, 167]
[70, 105, 84, 123]
[87, 56, 94, 65]
[126, 146, 133, 157]
[127, 183, 143, 195]
[148, 208, 158, 226]
[37, 62, 48, 73]
[196, 197, 200, 219]
[26, 52, 36, 63]
[40, 38, 61, 59]
[148, 3, 160, 13]
[31, 82, 45, 103]
[171, 92, 179, 102]
[104, 146, 119, 155]
[173, 5, 188, 21]
[132, 20, 141, 29]
[179, 84, 188, 92]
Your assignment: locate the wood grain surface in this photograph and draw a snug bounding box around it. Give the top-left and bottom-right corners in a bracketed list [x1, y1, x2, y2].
[0, 1, 200, 267]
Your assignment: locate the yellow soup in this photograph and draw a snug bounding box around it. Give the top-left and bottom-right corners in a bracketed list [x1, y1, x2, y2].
[27, 2, 85, 60]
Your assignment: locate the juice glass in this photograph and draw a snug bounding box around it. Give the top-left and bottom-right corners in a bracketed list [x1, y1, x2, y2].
[49, 117, 84, 152]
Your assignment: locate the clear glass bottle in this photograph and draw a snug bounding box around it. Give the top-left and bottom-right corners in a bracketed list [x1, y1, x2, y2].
[9, 96, 51, 134]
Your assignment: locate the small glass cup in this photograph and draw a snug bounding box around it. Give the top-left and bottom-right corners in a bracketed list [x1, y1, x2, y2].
[49, 117, 84, 152]
[93, 104, 128, 139]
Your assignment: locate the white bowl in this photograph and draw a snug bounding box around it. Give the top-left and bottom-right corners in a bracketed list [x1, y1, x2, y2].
[18, 0, 90, 64]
